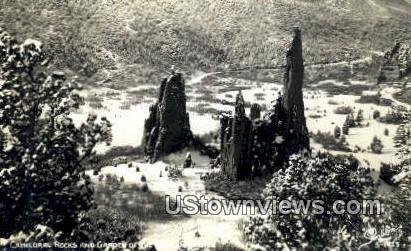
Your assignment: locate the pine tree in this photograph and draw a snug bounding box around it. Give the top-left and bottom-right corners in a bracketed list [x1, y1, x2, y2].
[0, 129, 5, 153]
[394, 124, 407, 148]
[340, 135, 347, 145]
[244, 154, 377, 249]
[334, 126, 341, 139]
[342, 120, 350, 135]
[0, 28, 112, 236]
[355, 109, 364, 125]
[0, 129, 6, 164]
[347, 113, 355, 127]
[373, 110, 381, 119]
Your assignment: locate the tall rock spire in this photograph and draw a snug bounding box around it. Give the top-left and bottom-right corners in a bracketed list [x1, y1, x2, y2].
[142, 72, 192, 162]
[218, 28, 311, 180]
[282, 27, 310, 154]
[283, 27, 304, 115]
[220, 90, 253, 180]
[234, 90, 245, 117]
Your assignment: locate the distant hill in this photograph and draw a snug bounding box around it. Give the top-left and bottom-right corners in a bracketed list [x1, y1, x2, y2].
[1, 0, 410, 85]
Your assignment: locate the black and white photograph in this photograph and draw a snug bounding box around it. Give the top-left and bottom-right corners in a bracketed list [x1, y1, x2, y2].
[0, 0, 410, 250]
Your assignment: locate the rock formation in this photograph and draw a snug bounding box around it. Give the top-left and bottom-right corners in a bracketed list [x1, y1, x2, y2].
[220, 91, 253, 180]
[183, 152, 192, 168]
[219, 27, 310, 180]
[281, 27, 310, 155]
[142, 72, 192, 162]
[249, 103, 261, 120]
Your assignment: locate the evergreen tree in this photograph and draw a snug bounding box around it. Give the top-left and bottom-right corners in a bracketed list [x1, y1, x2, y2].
[0, 28, 112, 236]
[334, 126, 341, 139]
[0, 129, 6, 164]
[342, 120, 350, 135]
[373, 110, 380, 119]
[347, 113, 355, 127]
[355, 109, 364, 125]
[394, 124, 407, 148]
[339, 135, 347, 145]
[244, 154, 377, 249]
[395, 123, 411, 168]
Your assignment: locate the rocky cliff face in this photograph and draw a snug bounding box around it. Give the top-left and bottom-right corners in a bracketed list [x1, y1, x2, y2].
[219, 28, 310, 180]
[142, 72, 192, 162]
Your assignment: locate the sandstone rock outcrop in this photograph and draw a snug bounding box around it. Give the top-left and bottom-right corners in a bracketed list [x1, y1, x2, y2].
[142, 72, 192, 162]
[219, 27, 310, 180]
[281, 27, 310, 155]
[220, 91, 253, 180]
[249, 103, 261, 120]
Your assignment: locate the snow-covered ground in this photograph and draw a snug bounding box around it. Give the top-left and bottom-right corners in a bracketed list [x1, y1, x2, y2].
[74, 73, 408, 171]
[86, 151, 247, 250]
[78, 73, 408, 250]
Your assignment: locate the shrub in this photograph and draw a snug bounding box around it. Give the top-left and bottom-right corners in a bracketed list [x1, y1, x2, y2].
[213, 241, 243, 251]
[370, 136, 384, 154]
[380, 163, 402, 185]
[88, 146, 143, 168]
[355, 109, 364, 125]
[356, 94, 380, 104]
[312, 131, 350, 152]
[379, 109, 408, 124]
[244, 154, 376, 249]
[334, 106, 353, 114]
[308, 114, 322, 119]
[334, 126, 341, 139]
[0, 29, 112, 237]
[384, 128, 389, 136]
[167, 165, 183, 179]
[141, 183, 149, 192]
[140, 175, 147, 182]
[327, 99, 338, 105]
[373, 110, 381, 119]
[356, 94, 393, 106]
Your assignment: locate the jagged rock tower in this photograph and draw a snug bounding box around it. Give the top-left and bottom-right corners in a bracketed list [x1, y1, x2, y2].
[219, 27, 310, 180]
[142, 72, 192, 162]
[282, 27, 310, 154]
[220, 91, 253, 180]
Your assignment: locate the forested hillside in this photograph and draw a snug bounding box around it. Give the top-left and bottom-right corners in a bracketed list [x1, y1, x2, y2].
[1, 0, 410, 81]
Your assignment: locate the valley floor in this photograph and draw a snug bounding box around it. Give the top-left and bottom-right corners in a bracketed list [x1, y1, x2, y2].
[80, 71, 408, 250]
